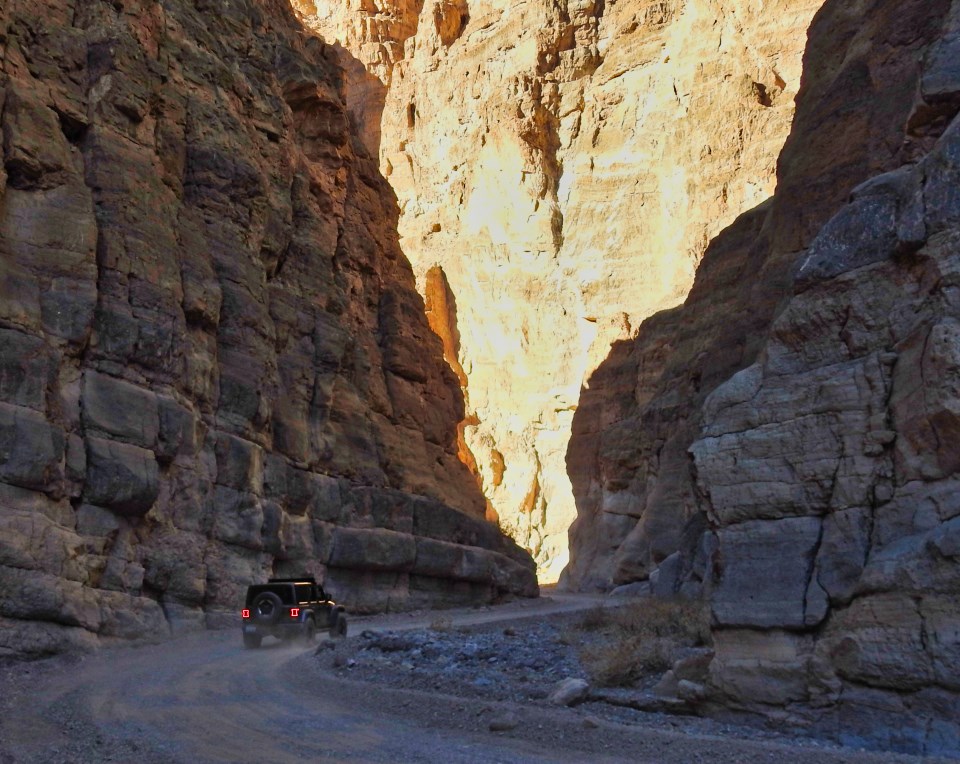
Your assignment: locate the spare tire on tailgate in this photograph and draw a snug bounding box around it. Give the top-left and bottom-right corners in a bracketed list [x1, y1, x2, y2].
[251, 591, 283, 626]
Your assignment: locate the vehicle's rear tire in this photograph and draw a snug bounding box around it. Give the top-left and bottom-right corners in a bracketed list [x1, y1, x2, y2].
[243, 633, 262, 649]
[302, 618, 317, 645]
[329, 614, 347, 639]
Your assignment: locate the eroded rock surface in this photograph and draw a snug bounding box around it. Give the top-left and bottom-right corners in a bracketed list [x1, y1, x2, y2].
[0, 0, 535, 657]
[565, 0, 956, 591]
[294, 0, 824, 580]
[568, 0, 960, 754]
[694, 79, 960, 759]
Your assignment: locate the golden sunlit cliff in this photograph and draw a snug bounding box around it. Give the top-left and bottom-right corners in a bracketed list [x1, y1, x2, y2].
[293, 0, 824, 580]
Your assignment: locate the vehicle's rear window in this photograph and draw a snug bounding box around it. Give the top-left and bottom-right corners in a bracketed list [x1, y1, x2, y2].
[295, 584, 313, 602]
[245, 585, 295, 606]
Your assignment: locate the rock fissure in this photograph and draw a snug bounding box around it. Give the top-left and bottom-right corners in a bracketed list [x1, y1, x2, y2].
[801, 517, 826, 627]
[555, 0, 960, 753]
[4, 0, 960, 755]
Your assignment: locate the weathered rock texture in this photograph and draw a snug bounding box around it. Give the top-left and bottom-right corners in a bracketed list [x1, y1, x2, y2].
[0, 0, 536, 657]
[568, 0, 960, 754]
[293, 0, 825, 580]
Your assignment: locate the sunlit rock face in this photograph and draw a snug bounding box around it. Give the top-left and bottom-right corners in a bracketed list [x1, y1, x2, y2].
[0, 0, 535, 657]
[293, 0, 823, 580]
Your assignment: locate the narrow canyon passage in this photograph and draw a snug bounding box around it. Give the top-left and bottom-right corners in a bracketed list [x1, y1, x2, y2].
[2, 0, 959, 756]
[292, 0, 827, 580]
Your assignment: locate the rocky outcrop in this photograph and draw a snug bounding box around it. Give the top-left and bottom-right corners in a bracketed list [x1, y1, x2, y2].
[568, 0, 960, 754]
[294, 0, 824, 580]
[0, 0, 536, 657]
[564, 0, 955, 590]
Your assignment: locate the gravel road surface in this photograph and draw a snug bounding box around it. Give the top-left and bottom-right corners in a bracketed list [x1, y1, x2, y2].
[0, 593, 948, 763]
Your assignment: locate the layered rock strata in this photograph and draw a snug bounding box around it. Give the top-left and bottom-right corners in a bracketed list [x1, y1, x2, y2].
[0, 0, 536, 657]
[565, 0, 957, 591]
[568, 0, 960, 753]
[294, 0, 825, 580]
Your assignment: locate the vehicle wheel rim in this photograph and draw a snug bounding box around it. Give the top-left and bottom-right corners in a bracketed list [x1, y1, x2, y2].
[251, 592, 282, 626]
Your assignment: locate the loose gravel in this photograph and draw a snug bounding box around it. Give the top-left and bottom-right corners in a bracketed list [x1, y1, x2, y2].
[308, 613, 883, 753]
[319, 618, 586, 704]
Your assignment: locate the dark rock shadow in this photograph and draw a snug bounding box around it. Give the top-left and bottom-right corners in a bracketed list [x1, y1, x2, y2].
[324, 41, 389, 159]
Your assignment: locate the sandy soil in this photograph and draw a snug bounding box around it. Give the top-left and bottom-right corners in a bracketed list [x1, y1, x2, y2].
[0, 593, 950, 763]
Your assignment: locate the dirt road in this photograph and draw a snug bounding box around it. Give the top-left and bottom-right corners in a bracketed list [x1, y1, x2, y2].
[0, 594, 942, 763]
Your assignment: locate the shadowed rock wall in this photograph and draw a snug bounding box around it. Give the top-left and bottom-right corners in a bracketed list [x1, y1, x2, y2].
[567, 0, 960, 754]
[0, 0, 535, 657]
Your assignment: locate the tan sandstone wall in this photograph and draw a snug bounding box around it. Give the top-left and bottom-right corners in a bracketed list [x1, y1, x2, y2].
[293, 0, 824, 580]
[0, 0, 536, 657]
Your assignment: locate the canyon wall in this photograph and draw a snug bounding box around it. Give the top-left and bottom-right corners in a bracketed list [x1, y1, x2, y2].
[568, 0, 960, 754]
[0, 0, 536, 658]
[294, 0, 826, 580]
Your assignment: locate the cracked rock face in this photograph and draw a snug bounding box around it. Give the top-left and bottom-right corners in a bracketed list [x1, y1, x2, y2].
[564, 0, 958, 591]
[567, 0, 960, 754]
[693, 105, 960, 757]
[0, 0, 535, 657]
[294, 0, 824, 580]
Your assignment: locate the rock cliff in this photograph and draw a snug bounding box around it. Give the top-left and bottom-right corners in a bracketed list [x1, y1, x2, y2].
[294, 0, 825, 580]
[0, 0, 536, 657]
[568, 0, 960, 754]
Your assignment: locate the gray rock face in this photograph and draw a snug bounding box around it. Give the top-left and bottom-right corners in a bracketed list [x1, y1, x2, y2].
[565, 0, 960, 755]
[563, 0, 958, 597]
[0, 0, 536, 657]
[708, 517, 823, 630]
[691, 67, 960, 762]
[83, 437, 160, 516]
[0, 403, 65, 491]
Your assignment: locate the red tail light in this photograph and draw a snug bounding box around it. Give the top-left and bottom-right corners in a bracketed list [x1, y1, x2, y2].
[290, 608, 300, 618]
[242, 609, 250, 619]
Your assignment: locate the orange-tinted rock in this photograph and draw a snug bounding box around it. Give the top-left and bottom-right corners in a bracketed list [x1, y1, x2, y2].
[298, 0, 824, 580]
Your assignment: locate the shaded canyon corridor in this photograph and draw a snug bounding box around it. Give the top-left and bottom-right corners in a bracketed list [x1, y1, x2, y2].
[1, 0, 960, 758]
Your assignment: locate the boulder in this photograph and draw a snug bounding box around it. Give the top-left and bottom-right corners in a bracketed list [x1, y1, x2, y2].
[83, 437, 159, 516]
[0, 402, 64, 492]
[609, 581, 652, 598]
[547, 677, 590, 706]
[488, 711, 520, 732]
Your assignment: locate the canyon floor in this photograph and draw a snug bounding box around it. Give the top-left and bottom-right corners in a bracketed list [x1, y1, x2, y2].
[0, 593, 949, 764]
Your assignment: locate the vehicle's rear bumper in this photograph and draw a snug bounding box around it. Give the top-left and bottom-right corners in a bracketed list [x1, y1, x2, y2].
[242, 623, 302, 637]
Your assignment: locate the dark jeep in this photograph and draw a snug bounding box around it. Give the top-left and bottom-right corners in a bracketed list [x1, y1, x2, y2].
[241, 577, 347, 648]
